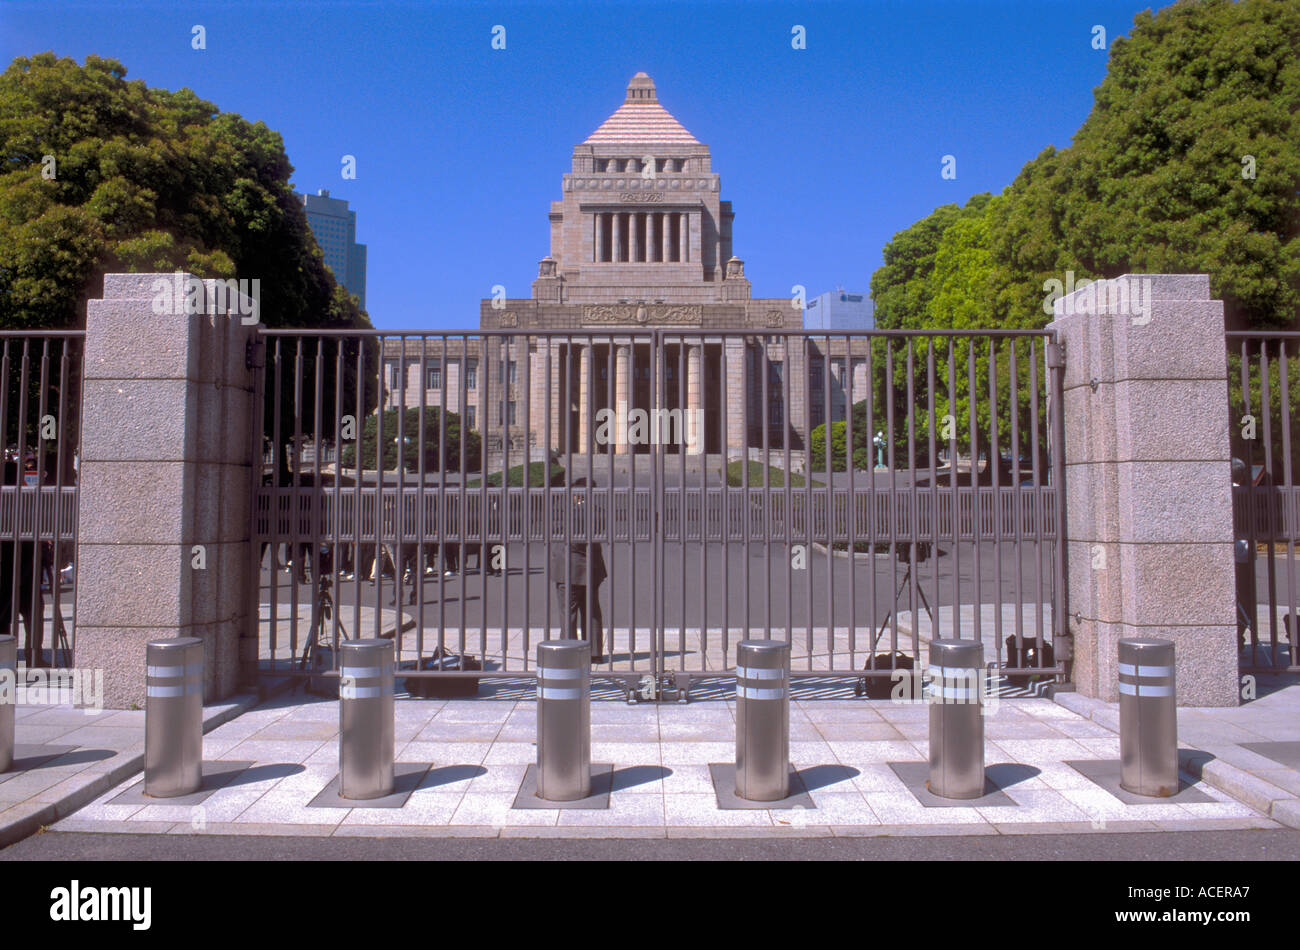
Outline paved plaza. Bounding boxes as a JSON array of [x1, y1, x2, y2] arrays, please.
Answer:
[[12, 682, 1291, 842]]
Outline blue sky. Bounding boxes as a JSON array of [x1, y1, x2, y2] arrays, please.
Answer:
[[1, 0, 1162, 328]]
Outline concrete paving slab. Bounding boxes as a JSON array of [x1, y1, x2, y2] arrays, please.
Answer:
[[512, 763, 614, 809]]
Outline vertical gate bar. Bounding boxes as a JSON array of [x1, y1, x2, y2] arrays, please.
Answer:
[[292, 338, 306, 661], [742, 336, 752, 649], [864, 338, 876, 654], [927, 339, 938, 652], [1279, 342, 1295, 666], [586, 333, 595, 668], [0, 341, 11, 643], [525, 334, 534, 668], [651, 330, 662, 677], [501, 335, 511, 669], [949, 340, 960, 640], [563, 334, 572, 653], [968, 337, 980, 644], [544, 335, 553, 648], [1009, 339, 1024, 659], [1238, 339, 1253, 655], [415, 335, 428, 665], [804, 337, 814, 672], [372, 336, 384, 642], [481, 335, 491, 665], [627, 334, 636, 668], [247, 331, 266, 685], [11, 341, 29, 650], [782, 332, 793, 665], [395, 336, 407, 650], [462, 335, 473, 660], [1029, 340, 1044, 650], [679, 334, 686, 672], [700, 335, 709, 672], [331, 339, 344, 653], [885, 339, 898, 656], [437, 336, 448, 660], [54, 338, 72, 661], [270, 339, 283, 666], [1050, 331, 1068, 653], [988, 337, 1003, 670], [837, 340, 847, 660], [722, 332, 731, 668], [29, 340, 49, 666], [906, 339, 919, 662], [351, 339, 363, 650], [1259, 341, 1278, 650], [312, 337, 325, 670], [761, 336, 770, 642], [846, 336, 857, 671]]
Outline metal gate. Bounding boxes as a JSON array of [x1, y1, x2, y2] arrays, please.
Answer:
[[252, 327, 1066, 697], [1227, 330, 1300, 674]]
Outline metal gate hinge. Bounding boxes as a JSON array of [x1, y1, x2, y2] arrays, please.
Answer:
[[246, 339, 265, 370], [1046, 342, 1064, 369]]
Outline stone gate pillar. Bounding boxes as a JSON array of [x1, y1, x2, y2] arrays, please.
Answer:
[[1049, 273, 1238, 706], [75, 273, 259, 708]]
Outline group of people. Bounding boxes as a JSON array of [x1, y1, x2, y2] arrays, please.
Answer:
[[261, 477, 611, 663]]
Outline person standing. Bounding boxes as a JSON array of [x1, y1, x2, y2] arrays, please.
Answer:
[[550, 477, 607, 662]]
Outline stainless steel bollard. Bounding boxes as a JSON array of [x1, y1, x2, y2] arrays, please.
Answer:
[[145, 637, 204, 797], [927, 638, 985, 799], [0, 636, 14, 773], [537, 639, 591, 801], [735, 640, 790, 801], [339, 639, 395, 800], [1119, 637, 1178, 797]]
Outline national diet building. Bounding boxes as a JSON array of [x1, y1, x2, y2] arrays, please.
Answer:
[[385, 73, 868, 466]]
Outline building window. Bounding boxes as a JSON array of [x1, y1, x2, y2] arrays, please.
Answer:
[[811, 403, 824, 426], [466, 405, 476, 430], [466, 360, 477, 389], [769, 401, 784, 427], [768, 361, 784, 388], [497, 401, 517, 426], [426, 363, 441, 390], [498, 360, 517, 385], [389, 364, 402, 390]]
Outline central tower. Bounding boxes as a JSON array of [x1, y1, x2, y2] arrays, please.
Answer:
[[531, 72, 750, 305]]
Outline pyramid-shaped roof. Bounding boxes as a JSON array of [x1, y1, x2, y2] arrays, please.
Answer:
[[583, 73, 701, 146]]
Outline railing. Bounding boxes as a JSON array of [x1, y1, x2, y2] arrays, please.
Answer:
[[1227, 330, 1300, 673], [252, 328, 1067, 689]]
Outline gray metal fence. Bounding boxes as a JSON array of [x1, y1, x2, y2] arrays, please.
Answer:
[[1228, 331, 1300, 674], [252, 328, 1067, 696], [0, 331, 81, 669]]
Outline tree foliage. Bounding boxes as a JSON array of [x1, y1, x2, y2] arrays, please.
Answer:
[[342, 406, 481, 474], [0, 52, 371, 332]]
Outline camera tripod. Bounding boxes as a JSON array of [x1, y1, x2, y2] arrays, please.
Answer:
[[299, 571, 348, 677], [872, 542, 936, 650]]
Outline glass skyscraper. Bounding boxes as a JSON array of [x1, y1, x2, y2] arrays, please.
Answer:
[[300, 189, 367, 310]]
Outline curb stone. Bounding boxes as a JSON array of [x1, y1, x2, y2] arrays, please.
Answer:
[[1050, 692, 1300, 830], [0, 693, 259, 849]]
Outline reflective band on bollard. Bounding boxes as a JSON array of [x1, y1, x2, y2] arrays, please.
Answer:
[[1118, 637, 1178, 797], [0, 636, 14, 773], [339, 639, 395, 800], [735, 640, 790, 801], [536, 639, 591, 801], [927, 639, 985, 800], [145, 637, 203, 798]]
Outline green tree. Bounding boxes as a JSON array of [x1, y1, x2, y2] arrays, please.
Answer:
[[342, 406, 481, 474]]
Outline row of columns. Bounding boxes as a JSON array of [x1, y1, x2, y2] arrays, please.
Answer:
[[593, 212, 688, 264], [571, 343, 704, 455]]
